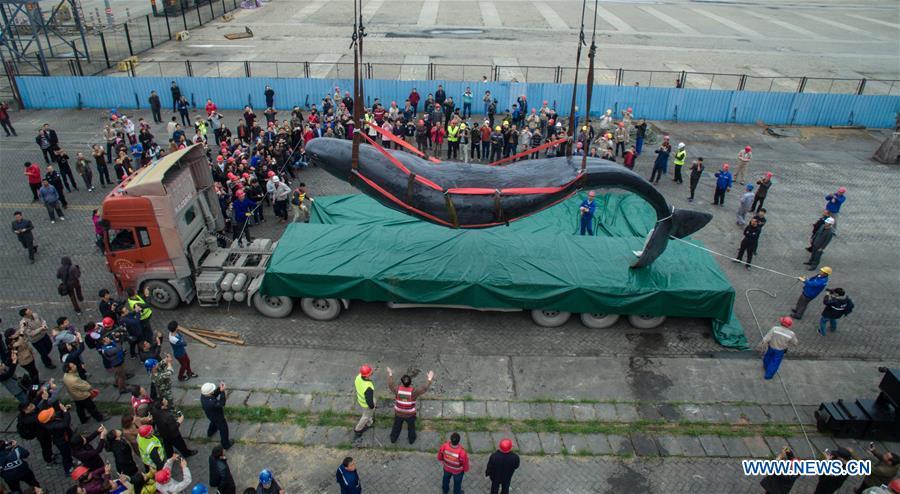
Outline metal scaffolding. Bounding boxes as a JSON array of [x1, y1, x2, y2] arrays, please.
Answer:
[[0, 0, 89, 75]]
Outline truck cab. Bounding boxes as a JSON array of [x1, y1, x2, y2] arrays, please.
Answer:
[[100, 144, 286, 314]]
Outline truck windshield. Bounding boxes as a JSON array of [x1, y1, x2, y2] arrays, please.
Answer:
[[108, 229, 136, 251]]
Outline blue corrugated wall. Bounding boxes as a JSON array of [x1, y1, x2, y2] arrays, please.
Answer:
[[17, 76, 900, 128]]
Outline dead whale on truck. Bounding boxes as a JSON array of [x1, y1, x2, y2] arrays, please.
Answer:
[[305, 137, 712, 268]]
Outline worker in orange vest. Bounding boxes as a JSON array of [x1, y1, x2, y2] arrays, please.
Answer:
[[437, 432, 469, 494], [386, 367, 434, 445]]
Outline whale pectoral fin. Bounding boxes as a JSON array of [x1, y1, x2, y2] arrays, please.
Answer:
[[632, 227, 653, 258], [631, 219, 673, 269]]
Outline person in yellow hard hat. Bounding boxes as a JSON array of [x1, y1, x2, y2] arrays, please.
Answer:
[[459, 124, 470, 164], [354, 364, 375, 439], [490, 126, 503, 162], [790, 267, 831, 319]]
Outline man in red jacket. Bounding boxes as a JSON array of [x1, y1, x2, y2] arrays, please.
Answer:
[[24, 162, 42, 202], [437, 432, 469, 494]]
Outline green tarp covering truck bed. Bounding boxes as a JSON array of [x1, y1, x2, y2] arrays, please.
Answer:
[[260, 193, 748, 349]]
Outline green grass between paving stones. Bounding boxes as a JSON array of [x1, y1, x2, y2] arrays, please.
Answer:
[[0, 399, 800, 439]]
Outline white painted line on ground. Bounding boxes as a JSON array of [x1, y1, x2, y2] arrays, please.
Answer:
[[750, 68, 800, 92], [794, 12, 870, 36], [417, 0, 440, 27], [362, 0, 384, 21], [187, 44, 256, 48], [743, 10, 827, 40], [479, 1, 503, 28], [494, 57, 525, 82], [691, 8, 763, 38], [638, 6, 699, 35], [844, 13, 900, 29], [399, 55, 429, 80], [309, 54, 342, 79], [595, 6, 634, 33], [291, 0, 326, 21], [665, 63, 722, 89], [532, 1, 568, 30]]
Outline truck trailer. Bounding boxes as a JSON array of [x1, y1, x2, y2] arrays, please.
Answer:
[[100, 145, 747, 349]]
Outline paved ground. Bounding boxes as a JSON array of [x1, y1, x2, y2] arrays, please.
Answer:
[[0, 107, 898, 492], [105, 0, 900, 87]]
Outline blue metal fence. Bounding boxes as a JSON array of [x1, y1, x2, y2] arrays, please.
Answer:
[[17, 76, 900, 128]]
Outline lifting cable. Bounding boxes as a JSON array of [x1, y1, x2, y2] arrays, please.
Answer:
[[566, 0, 588, 158], [671, 234, 816, 457], [580, 0, 600, 174]]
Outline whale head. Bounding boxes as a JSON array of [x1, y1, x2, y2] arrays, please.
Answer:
[[306, 138, 353, 181]]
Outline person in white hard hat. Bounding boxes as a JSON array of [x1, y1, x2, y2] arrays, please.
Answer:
[[200, 382, 231, 449]]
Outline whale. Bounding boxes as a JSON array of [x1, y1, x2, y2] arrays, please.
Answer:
[[305, 137, 712, 268]]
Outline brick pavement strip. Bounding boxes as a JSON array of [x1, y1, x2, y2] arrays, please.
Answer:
[[538, 432, 562, 454], [465, 431, 495, 454], [699, 435, 728, 457], [463, 400, 487, 418], [442, 400, 464, 418], [486, 400, 509, 419], [630, 433, 660, 457], [515, 432, 542, 454], [594, 403, 617, 421]]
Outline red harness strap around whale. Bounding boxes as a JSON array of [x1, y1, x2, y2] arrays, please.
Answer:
[[353, 125, 582, 227]]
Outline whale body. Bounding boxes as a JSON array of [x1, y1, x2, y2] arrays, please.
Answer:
[[305, 138, 712, 268]]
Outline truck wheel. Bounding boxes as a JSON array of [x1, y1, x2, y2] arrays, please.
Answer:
[[252, 293, 294, 318], [530, 309, 571, 328], [143, 280, 180, 310], [627, 314, 667, 329], [300, 297, 342, 321], [579, 313, 620, 329]]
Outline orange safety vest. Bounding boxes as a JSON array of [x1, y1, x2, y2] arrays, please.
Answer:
[[441, 444, 465, 473], [394, 385, 416, 415]]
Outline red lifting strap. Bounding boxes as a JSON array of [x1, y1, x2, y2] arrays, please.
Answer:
[[359, 132, 443, 191], [351, 169, 454, 227], [446, 173, 583, 197], [487, 138, 568, 167], [368, 123, 433, 160]]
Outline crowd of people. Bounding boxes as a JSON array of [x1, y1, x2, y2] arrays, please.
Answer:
[[4, 80, 888, 493]]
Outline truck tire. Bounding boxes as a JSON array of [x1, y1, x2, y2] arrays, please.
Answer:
[[579, 313, 620, 329], [627, 314, 667, 329], [530, 309, 571, 327], [252, 292, 294, 318], [143, 280, 180, 310], [300, 297, 342, 321]]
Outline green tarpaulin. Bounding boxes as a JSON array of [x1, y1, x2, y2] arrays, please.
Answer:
[[263, 193, 748, 349]]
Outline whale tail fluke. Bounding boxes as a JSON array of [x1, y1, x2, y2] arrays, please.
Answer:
[[630, 208, 713, 268], [670, 209, 713, 238]]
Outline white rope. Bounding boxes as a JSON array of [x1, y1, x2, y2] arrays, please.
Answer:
[[669, 236, 800, 280], [746, 289, 817, 459]]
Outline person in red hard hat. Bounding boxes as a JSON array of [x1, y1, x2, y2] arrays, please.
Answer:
[[756, 317, 798, 379], [736, 145, 752, 185], [353, 364, 376, 439], [486, 438, 520, 494]]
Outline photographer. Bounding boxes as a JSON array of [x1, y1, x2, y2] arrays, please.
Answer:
[[100, 334, 128, 394], [1, 345, 26, 404], [857, 444, 899, 493], [98, 288, 121, 320], [5, 327, 39, 385], [819, 288, 854, 336], [760, 446, 800, 494], [119, 306, 146, 358]]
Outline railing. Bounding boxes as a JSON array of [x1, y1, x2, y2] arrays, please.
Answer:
[[2, 0, 897, 99], [65, 59, 899, 96]]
